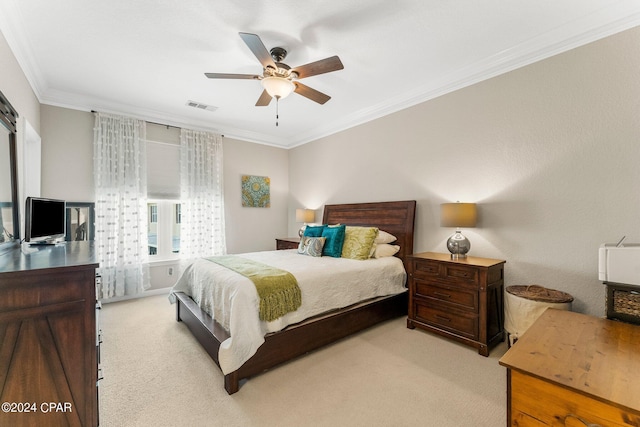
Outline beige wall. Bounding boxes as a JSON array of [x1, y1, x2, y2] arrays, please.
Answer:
[[40, 106, 94, 201], [289, 26, 640, 317], [0, 31, 39, 134], [223, 138, 289, 254]]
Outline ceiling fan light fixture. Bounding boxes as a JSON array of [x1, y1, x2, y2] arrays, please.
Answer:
[[261, 76, 295, 99]]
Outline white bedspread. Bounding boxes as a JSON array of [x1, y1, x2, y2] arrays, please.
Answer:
[[169, 250, 407, 374]]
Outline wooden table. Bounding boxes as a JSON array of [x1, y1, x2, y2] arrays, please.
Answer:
[[499, 309, 640, 426]]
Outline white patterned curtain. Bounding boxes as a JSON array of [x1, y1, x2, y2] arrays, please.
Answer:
[[180, 129, 226, 260], [94, 112, 150, 298]]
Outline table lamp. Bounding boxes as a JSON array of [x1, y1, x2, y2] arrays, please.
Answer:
[[441, 202, 477, 259], [296, 208, 315, 237]]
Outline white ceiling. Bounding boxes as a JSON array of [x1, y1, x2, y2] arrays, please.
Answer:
[[1, 1, 639, 148]]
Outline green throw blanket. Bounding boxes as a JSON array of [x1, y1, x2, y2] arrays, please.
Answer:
[[205, 255, 301, 322]]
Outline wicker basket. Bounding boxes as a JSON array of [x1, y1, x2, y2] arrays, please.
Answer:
[[505, 285, 573, 346], [507, 285, 574, 304], [606, 282, 640, 325]]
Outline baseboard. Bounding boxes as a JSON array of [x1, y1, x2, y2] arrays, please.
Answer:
[[101, 287, 171, 304]]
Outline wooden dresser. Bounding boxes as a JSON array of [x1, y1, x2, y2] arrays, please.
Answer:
[[0, 242, 99, 427], [499, 309, 640, 426], [275, 237, 300, 250], [407, 252, 505, 356]]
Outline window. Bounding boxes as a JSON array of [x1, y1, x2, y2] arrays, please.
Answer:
[[149, 204, 158, 223], [147, 200, 180, 258], [146, 133, 180, 260]]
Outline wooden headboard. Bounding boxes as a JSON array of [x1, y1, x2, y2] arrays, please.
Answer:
[[322, 200, 416, 268]]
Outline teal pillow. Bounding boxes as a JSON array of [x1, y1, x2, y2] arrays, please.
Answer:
[[321, 224, 346, 257], [303, 225, 326, 237]]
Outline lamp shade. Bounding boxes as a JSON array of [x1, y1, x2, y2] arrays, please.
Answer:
[[296, 208, 315, 223], [262, 76, 295, 99], [440, 203, 477, 228]]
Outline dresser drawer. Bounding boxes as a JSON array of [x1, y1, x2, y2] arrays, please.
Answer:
[[413, 302, 477, 339], [441, 264, 478, 285], [411, 259, 441, 279], [510, 370, 640, 426], [414, 280, 478, 312], [412, 259, 479, 288]]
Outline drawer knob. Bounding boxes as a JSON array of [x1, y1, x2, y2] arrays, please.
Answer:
[[435, 314, 451, 323], [434, 291, 451, 299]]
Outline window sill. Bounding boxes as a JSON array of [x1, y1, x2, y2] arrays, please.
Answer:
[[148, 258, 181, 267]]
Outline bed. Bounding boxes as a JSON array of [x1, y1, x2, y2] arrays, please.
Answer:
[[172, 200, 416, 394]]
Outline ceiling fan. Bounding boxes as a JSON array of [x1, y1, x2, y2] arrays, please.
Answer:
[[205, 32, 344, 107]]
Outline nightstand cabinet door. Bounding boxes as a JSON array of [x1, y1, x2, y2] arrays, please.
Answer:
[[407, 252, 505, 356]]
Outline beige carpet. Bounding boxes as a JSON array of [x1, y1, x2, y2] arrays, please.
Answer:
[[99, 294, 507, 426]]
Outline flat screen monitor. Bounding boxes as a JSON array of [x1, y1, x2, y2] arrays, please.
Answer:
[[25, 197, 66, 244]]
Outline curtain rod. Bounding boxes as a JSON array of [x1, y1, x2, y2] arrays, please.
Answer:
[[90, 110, 224, 136]]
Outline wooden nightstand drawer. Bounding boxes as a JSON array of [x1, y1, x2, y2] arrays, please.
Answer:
[[442, 264, 478, 285], [414, 280, 478, 312], [411, 259, 441, 279], [412, 259, 479, 287], [413, 302, 477, 339]]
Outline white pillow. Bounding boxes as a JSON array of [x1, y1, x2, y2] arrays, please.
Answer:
[[374, 230, 397, 244], [373, 244, 400, 258], [298, 236, 326, 257]]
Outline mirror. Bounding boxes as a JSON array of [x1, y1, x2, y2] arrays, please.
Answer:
[[0, 90, 19, 254], [65, 202, 95, 241]]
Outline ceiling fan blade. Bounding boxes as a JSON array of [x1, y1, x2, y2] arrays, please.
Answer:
[[205, 72, 260, 80], [292, 56, 344, 79], [239, 32, 277, 70], [294, 82, 331, 105], [255, 90, 272, 106]]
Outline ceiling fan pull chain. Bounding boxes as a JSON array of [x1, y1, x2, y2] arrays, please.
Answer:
[[276, 96, 280, 127]]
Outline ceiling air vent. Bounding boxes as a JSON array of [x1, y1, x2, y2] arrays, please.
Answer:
[[186, 100, 217, 112]]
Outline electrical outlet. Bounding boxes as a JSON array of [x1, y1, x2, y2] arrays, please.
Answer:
[[168, 267, 174, 276]]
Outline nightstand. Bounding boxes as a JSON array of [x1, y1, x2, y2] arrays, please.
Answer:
[[407, 252, 505, 356], [275, 237, 300, 250]]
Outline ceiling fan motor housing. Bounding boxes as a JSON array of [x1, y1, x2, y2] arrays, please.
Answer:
[[270, 47, 287, 62]]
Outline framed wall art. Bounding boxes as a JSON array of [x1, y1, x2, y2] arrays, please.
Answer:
[[241, 175, 270, 208]]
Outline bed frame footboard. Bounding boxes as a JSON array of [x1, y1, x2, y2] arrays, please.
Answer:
[[175, 290, 407, 394]]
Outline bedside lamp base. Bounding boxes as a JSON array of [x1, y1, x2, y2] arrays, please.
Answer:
[[447, 230, 470, 259]]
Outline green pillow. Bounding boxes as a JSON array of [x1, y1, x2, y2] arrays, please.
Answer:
[[321, 224, 346, 257], [303, 225, 326, 237], [341, 226, 379, 260]]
